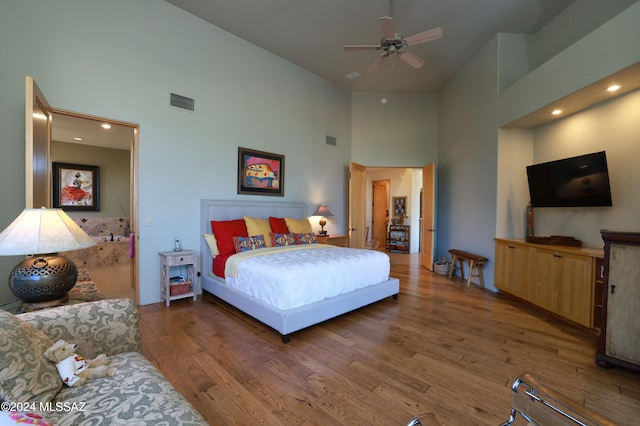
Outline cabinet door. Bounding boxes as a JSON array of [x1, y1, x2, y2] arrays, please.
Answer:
[[557, 252, 594, 327], [533, 248, 562, 312], [495, 242, 530, 300], [605, 244, 640, 364]]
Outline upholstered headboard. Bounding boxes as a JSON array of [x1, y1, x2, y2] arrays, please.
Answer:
[[199, 199, 307, 277]]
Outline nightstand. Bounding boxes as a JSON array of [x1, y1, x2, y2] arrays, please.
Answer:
[[316, 234, 349, 247], [159, 250, 197, 306]]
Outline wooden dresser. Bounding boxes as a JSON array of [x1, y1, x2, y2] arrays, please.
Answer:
[[316, 234, 349, 247], [494, 238, 604, 329]]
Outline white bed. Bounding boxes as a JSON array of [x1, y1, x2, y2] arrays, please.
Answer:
[[200, 199, 400, 343]]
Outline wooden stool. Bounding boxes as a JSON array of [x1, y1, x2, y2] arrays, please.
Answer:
[[448, 249, 488, 288]]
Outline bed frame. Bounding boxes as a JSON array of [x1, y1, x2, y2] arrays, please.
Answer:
[[200, 199, 400, 343]]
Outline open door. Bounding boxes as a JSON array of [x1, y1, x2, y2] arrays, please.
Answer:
[[349, 162, 367, 248], [421, 163, 436, 270], [25, 76, 52, 208], [372, 180, 389, 245]]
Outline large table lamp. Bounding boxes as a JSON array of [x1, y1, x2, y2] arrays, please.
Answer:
[[312, 204, 334, 236], [0, 208, 96, 311]]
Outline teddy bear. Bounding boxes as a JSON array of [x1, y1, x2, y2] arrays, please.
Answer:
[[43, 339, 114, 387]]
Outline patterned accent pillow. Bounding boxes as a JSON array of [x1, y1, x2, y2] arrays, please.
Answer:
[[295, 233, 318, 245], [0, 411, 53, 425], [232, 235, 266, 253], [270, 232, 297, 247], [0, 310, 62, 403]]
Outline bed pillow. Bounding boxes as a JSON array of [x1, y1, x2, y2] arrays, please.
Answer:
[[269, 217, 289, 234], [284, 217, 313, 234], [244, 216, 273, 247], [211, 219, 248, 257], [232, 235, 266, 253], [271, 232, 297, 247], [0, 311, 62, 404], [203, 233, 220, 257], [0, 411, 52, 426], [295, 233, 318, 245]]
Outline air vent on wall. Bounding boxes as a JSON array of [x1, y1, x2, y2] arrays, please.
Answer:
[[169, 93, 195, 112], [326, 135, 337, 146]]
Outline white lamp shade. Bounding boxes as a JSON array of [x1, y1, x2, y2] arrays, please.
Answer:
[[0, 208, 96, 255]]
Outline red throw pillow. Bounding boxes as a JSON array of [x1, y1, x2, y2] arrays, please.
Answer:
[[269, 217, 289, 234], [211, 219, 248, 257]]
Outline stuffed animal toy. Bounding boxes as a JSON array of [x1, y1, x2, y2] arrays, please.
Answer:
[[43, 340, 114, 387]]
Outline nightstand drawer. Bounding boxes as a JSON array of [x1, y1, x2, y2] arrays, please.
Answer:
[[168, 253, 196, 266]]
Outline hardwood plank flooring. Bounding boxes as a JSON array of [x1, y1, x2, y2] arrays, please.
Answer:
[[139, 254, 640, 425]]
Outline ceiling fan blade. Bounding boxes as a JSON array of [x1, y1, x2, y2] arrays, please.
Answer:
[[344, 45, 381, 51], [379, 16, 396, 40], [399, 50, 425, 69], [367, 55, 387, 74], [404, 27, 444, 46]]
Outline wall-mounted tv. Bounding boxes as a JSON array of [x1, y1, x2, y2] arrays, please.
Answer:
[[526, 151, 612, 208]]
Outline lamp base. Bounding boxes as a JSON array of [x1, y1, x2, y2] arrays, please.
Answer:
[[8, 254, 78, 311], [20, 295, 70, 313]]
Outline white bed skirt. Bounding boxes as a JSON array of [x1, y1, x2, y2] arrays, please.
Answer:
[[202, 273, 399, 342]]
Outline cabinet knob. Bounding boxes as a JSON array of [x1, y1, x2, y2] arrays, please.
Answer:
[[611, 284, 616, 294]]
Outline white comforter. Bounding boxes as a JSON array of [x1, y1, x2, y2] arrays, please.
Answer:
[[224, 244, 391, 309]]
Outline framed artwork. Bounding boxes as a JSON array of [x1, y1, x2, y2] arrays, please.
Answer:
[[237, 147, 285, 196], [392, 196, 407, 217], [52, 162, 100, 211]]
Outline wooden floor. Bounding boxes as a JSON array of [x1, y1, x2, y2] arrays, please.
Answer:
[[90, 263, 135, 300], [138, 254, 640, 425]]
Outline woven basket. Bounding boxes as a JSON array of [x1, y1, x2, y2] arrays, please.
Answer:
[[434, 263, 450, 275], [169, 282, 191, 296]]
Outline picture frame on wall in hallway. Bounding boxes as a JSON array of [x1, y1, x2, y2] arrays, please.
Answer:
[[53, 162, 100, 211], [237, 147, 285, 196]]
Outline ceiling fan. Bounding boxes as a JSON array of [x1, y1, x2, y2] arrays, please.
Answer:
[[343, 0, 443, 74]]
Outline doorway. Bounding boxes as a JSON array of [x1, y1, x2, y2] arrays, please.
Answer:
[[371, 180, 389, 248], [25, 77, 140, 302]]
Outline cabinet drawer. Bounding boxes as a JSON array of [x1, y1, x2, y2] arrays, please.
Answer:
[[168, 254, 195, 266]]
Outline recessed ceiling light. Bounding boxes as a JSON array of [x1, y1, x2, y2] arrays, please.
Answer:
[[345, 72, 362, 80], [73, 137, 83, 141], [606, 84, 621, 92], [551, 109, 562, 116], [101, 123, 111, 129]]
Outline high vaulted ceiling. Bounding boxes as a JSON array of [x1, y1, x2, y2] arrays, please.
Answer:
[[164, 0, 574, 92]]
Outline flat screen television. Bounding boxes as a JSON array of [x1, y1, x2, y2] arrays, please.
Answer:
[[526, 151, 612, 207]]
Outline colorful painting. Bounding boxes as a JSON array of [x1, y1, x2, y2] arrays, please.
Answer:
[[53, 162, 100, 211], [237, 147, 285, 196]]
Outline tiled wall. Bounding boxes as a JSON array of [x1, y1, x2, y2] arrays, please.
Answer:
[[73, 217, 130, 237], [66, 217, 132, 268]]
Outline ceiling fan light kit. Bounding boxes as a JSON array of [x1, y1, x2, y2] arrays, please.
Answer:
[[344, 0, 443, 74]]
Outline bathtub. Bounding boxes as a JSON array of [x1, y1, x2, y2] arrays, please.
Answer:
[[65, 235, 132, 268]]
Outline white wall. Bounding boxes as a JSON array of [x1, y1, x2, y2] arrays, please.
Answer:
[[438, 37, 500, 290], [495, 129, 534, 239], [351, 92, 438, 167], [499, 2, 640, 126], [530, 89, 640, 246], [0, 0, 351, 305]]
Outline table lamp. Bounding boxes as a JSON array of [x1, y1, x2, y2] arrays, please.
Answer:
[[0, 208, 96, 311], [312, 204, 334, 236]]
